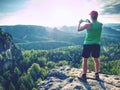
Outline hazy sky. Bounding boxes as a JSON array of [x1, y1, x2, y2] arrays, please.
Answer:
[[0, 0, 120, 27]]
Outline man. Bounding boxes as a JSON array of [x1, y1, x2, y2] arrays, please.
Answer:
[[78, 10, 103, 82]]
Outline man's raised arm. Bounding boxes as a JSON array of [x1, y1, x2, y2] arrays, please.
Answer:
[[78, 19, 91, 32]]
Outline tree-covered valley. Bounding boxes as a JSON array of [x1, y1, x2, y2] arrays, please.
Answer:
[[1, 24, 120, 50], [0, 24, 120, 90]]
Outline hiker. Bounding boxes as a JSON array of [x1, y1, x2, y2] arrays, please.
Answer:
[[78, 10, 103, 82]]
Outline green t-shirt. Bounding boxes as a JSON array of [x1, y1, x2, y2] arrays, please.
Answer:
[[84, 21, 102, 44]]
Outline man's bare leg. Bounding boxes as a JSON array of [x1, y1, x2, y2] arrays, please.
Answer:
[[81, 58, 88, 82], [82, 58, 88, 74], [94, 58, 100, 80], [94, 58, 100, 73]]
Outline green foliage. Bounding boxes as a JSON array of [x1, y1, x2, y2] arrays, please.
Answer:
[[19, 83, 28, 90], [47, 61, 56, 69], [27, 63, 41, 81], [18, 73, 34, 90], [0, 76, 6, 86], [0, 54, 3, 60], [9, 82, 15, 90], [36, 78, 42, 85], [14, 67, 21, 75], [0, 42, 120, 90], [100, 60, 120, 75], [0, 86, 4, 90], [37, 57, 47, 67], [57, 60, 68, 66], [3, 71, 12, 81], [32, 88, 37, 90], [88, 58, 94, 72]]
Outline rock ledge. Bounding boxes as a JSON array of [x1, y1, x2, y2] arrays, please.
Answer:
[[38, 66, 120, 90]]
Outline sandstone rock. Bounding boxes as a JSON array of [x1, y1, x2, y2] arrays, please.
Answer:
[[38, 66, 120, 90], [0, 28, 22, 60], [0, 28, 22, 71], [48, 69, 68, 79]]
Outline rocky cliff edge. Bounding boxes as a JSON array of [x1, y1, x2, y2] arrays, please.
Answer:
[[37, 66, 120, 90]]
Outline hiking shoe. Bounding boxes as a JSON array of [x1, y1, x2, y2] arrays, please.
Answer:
[[95, 73, 100, 80], [81, 74, 87, 82]]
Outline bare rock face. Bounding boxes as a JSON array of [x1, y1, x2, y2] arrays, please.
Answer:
[[37, 66, 120, 90], [0, 28, 22, 60], [0, 28, 22, 72]]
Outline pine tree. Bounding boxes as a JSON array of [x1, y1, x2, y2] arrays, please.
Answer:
[[9, 82, 15, 90], [19, 83, 28, 90]]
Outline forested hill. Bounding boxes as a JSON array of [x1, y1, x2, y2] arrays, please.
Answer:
[[1, 25, 80, 50], [0, 24, 120, 50]]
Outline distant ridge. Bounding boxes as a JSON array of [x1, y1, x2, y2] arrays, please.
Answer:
[[0, 24, 120, 50]]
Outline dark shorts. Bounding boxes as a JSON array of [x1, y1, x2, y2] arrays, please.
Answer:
[[82, 44, 100, 58]]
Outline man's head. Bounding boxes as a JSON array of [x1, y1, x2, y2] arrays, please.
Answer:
[[89, 10, 98, 21]]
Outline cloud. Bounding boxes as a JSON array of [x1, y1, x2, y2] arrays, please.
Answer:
[[100, 0, 120, 15], [0, 0, 119, 26], [0, 0, 28, 13]]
